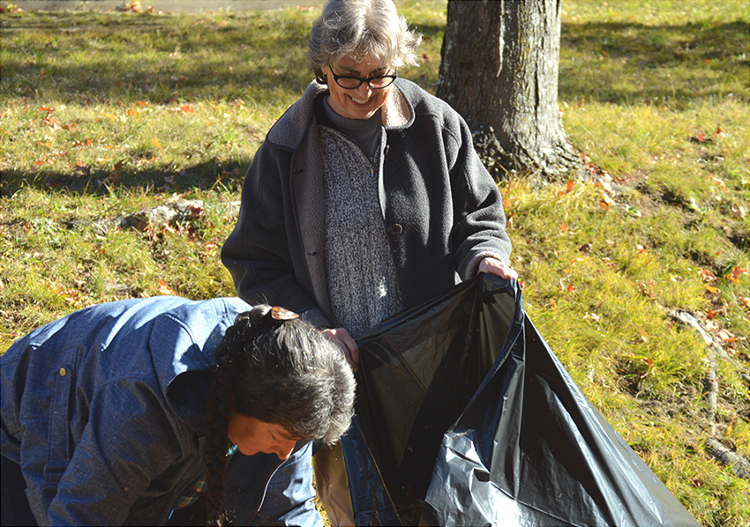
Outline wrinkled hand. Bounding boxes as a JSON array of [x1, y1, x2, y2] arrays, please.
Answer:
[[478, 256, 518, 280], [322, 327, 359, 372]]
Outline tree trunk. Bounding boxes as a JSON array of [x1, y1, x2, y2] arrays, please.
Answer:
[[436, 0, 581, 181]]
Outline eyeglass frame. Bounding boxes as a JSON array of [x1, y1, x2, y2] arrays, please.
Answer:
[[328, 65, 398, 90]]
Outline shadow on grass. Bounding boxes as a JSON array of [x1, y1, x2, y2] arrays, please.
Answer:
[[1, 159, 249, 197], [0, 11, 314, 105], [2, 15, 747, 195], [3, 14, 746, 106], [559, 19, 749, 104]]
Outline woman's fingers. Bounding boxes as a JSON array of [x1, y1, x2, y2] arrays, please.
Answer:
[[322, 327, 359, 372], [478, 256, 518, 280]]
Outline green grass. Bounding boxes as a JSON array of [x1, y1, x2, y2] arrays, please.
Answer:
[[1, 0, 749, 525]]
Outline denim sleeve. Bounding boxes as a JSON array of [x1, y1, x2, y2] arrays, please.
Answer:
[[42, 378, 186, 526]]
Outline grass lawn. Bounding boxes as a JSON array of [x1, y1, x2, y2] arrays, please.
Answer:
[[1, 0, 748, 524]]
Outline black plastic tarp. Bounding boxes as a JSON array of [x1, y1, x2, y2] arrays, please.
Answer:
[[338, 275, 699, 526]]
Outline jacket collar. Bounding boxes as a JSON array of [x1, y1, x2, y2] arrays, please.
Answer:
[[267, 79, 413, 150]]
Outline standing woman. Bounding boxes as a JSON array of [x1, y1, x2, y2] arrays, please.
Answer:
[[221, 0, 516, 522], [0, 297, 355, 526], [222, 0, 515, 369]]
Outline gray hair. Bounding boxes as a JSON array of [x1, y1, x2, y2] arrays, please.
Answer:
[[226, 306, 355, 445], [204, 305, 356, 524], [307, 0, 422, 82]]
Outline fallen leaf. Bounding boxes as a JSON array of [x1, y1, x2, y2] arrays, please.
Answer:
[[717, 329, 737, 343], [188, 204, 204, 219], [152, 137, 163, 149], [136, 156, 157, 167], [560, 222, 568, 233], [705, 285, 721, 294], [159, 280, 173, 295], [567, 180, 575, 193], [699, 269, 718, 282], [728, 266, 746, 283]]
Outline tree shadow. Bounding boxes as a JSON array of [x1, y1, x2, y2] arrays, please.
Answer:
[[558, 19, 749, 104], [1, 159, 249, 197], [2, 14, 747, 195], [1, 11, 313, 106]]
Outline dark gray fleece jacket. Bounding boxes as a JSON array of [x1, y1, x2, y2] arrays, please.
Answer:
[[221, 78, 512, 329]]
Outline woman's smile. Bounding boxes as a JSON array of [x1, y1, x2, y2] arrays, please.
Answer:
[[325, 54, 393, 120]]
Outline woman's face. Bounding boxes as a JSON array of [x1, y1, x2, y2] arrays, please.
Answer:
[[227, 411, 300, 460], [324, 54, 394, 120]]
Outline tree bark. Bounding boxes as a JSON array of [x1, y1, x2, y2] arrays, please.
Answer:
[[437, 0, 581, 181]]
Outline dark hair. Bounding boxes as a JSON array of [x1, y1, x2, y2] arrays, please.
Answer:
[[202, 305, 355, 525]]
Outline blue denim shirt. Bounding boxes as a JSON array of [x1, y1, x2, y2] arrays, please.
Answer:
[[0, 296, 293, 526]]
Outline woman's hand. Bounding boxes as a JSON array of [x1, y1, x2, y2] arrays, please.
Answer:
[[322, 328, 359, 372], [478, 256, 518, 280]]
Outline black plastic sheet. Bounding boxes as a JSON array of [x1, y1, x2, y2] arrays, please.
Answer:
[[341, 275, 699, 526]]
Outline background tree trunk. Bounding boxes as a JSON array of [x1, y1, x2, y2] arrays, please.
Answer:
[[436, 0, 581, 181]]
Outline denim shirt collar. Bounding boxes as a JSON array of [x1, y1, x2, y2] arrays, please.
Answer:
[[149, 297, 251, 433]]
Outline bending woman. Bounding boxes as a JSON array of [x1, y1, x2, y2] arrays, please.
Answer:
[[0, 297, 355, 526]]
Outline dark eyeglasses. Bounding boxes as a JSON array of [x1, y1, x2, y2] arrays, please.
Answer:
[[329, 66, 398, 90]]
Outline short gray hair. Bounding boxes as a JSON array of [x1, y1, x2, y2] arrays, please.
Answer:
[[307, 0, 422, 82], [203, 305, 356, 524], [220, 306, 356, 445]]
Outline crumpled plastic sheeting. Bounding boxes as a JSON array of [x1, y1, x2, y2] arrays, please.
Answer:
[[343, 275, 700, 527]]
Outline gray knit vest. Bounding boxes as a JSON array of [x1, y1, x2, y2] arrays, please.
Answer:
[[320, 127, 403, 338]]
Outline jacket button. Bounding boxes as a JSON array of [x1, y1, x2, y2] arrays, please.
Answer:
[[58, 367, 67, 377], [390, 224, 403, 235]]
